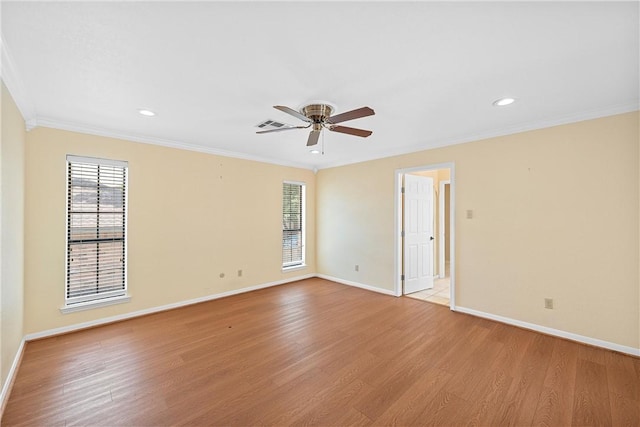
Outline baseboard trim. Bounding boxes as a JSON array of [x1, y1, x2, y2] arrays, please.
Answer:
[[0, 338, 26, 418], [14, 276, 639, 378], [25, 274, 315, 341], [454, 305, 640, 357], [316, 274, 396, 296]]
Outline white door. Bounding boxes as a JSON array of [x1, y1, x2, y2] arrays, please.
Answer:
[[403, 174, 434, 294]]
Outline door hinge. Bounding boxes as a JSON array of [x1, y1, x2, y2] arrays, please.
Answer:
[[401, 187, 405, 194], [401, 275, 405, 281], [401, 230, 405, 237]]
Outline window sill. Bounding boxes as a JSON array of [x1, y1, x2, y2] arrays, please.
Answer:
[[60, 294, 131, 314], [282, 264, 307, 273]]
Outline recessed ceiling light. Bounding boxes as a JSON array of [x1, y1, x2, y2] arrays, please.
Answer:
[[310, 149, 320, 154], [492, 97, 516, 107], [138, 109, 156, 116]]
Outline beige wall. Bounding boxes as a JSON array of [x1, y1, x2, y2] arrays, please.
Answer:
[[11, 109, 640, 352], [24, 128, 316, 334], [318, 112, 639, 349], [1, 82, 26, 390]]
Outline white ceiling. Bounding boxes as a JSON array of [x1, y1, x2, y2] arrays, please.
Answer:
[[2, 1, 638, 170]]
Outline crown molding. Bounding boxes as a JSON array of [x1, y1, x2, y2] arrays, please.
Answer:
[[32, 116, 314, 170], [32, 101, 639, 173], [315, 102, 640, 170], [1, 33, 36, 124]]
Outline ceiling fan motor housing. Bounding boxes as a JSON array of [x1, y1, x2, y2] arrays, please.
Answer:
[[301, 104, 334, 124]]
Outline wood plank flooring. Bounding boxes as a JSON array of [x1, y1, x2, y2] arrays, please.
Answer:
[[3, 278, 639, 426]]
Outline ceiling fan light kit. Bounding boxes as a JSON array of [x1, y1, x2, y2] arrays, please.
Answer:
[[257, 102, 375, 149]]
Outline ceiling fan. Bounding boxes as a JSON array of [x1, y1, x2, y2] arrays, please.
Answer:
[[256, 103, 375, 147]]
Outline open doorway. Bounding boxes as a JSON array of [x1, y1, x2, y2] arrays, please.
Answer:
[[394, 163, 455, 309]]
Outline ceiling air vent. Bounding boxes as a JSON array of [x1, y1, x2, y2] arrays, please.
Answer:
[[255, 119, 292, 130]]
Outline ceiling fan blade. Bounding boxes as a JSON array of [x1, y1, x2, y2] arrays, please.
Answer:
[[256, 125, 308, 134], [329, 125, 373, 138], [274, 105, 312, 123], [306, 130, 321, 146], [326, 106, 375, 124]]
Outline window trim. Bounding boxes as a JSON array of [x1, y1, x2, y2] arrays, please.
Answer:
[[282, 180, 306, 270], [60, 294, 131, 314], [62, 155, 130, 312]]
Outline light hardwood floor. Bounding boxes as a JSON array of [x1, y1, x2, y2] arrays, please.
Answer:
[[3, 278, 639, 426]]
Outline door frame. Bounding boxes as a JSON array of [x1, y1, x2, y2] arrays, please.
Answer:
[[394, 162, 456, 310], [439, 180, 450, 279]]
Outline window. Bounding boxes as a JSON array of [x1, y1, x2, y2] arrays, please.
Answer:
[[64, 155, 129, 310], [282, 181, 305, 269]]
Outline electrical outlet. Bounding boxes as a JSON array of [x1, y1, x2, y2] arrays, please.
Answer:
[[355, 265, 359, 272], [466, 209, 473, 219], [238, 269, 242, 277], [544, 298, 554, 309]]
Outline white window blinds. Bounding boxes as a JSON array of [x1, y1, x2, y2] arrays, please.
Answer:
[[66, 155, 128, 304], [282, 182, 305, 267]]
